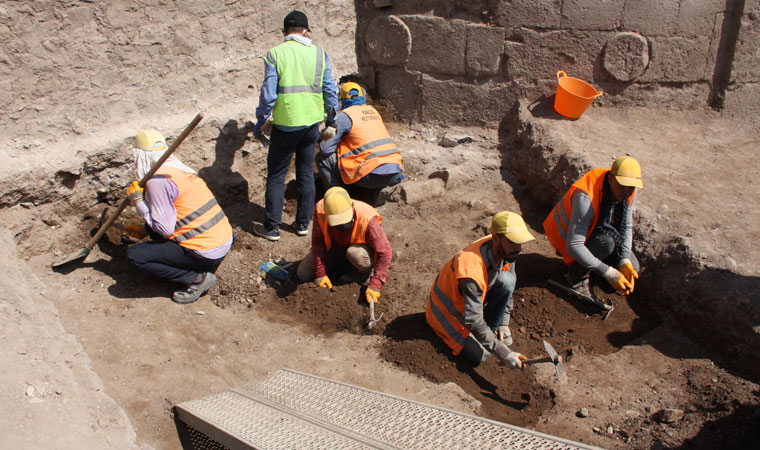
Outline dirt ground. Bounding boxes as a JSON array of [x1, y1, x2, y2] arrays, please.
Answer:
[[2, 115, 757, 449]]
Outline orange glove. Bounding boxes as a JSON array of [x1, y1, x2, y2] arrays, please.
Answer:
[[603, 266, 633, 295], [124, 223, 147, 239], [126, 181, 144, 206], [315, 276, 333, 289], [365, 287, 381, 303], [618, 259, 639, 293]]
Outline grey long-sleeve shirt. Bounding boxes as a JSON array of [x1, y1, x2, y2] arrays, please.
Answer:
[[566, 190, 636, 275], [459, 240, 513, 361]]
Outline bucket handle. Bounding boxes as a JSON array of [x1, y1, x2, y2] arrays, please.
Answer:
[[557, 70, 566, 80], [593, 91, 604, 98]]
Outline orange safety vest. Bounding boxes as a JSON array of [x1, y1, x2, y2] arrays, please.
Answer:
[[426, 236, 511, 355], [543, 169, 636, 265], [314, 199, 382, 250], [155, 167, 232, 252], [337, 105, 403, 185]]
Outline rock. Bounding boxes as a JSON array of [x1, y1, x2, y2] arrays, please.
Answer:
[[577, 407, 590, 418], [660, 408, 684, 423], [606, 424, 614, 434], [439, 136, 459, 148], [25, 386, 36, 397], [400, 179, 445, 205], [602, 32, 649, 81], [196, 310, 206, 315]]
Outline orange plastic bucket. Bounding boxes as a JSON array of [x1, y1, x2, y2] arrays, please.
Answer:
[[553, 71, 603, 119]]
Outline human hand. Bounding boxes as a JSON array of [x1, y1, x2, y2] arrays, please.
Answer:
[[496, 325, 512, 346], [618, 259, 638, 293], [124, 223, 147, 239], [253, 116, 268, 137], [603, 266, 633, 295], [365, 287, 380, 303], [315, 276, 333, 289], [126, 181, 144, 206], [319, 126, 336, 141]]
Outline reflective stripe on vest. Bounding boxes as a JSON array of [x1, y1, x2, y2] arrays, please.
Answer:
[[268, 41, 326, 127], [155, 167, 233, 251], [426, 236, 511, 355], [542, 169, 636, 265], [314, 199, 382, 250], [337, 105, 402, 185]]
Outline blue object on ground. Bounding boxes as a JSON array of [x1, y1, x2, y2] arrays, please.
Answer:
[[260, 261, 289, 281]]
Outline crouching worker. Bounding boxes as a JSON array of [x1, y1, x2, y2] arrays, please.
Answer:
[[426, 212, 534, 368], [543, 156, 642, 297], [296, 187, 392, 304], [126, 130, 233, 304], [316, 82, 404, 206]]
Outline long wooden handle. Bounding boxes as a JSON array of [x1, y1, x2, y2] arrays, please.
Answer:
[[523, 356, 553, 365], [82, 112, 204, 251]]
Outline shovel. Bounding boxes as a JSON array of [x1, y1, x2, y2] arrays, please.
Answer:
[[522, 340, 566, 381], [52, 112, 204, 268]]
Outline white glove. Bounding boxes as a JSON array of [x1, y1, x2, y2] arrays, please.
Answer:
[[500, 351, 525, 369], [496, 325, 513, 346], [320, 126, 336, 141], [602, 266, 633, 294]]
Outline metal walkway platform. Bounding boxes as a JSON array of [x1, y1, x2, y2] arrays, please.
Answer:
[[174, 369, 600, 450]]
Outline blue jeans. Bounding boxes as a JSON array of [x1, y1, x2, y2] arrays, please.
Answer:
[[264, 124, 320, 230], [316, 151, 404, 189], [127, 238, 225, 285]]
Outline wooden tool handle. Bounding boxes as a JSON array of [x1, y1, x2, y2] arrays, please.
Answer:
[[522, 356, 553, 365]]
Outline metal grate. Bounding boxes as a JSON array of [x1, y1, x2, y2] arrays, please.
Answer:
[[175, 369, 600, 450]]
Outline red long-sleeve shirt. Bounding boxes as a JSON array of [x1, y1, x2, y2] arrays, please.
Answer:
[[310, 216, 392, 290]]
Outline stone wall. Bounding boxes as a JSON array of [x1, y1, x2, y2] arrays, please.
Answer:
[[355, 0, 755, 123]]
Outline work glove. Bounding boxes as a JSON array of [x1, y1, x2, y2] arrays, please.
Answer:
[[496, 325, 513, 346], [315, 276, 333, 289], [126, 181, 144, 206], [124, 223, 147, 239], [365, 287, 381, 303], [618, 259, 639, 293], [602, 266, 633, 295], [500, 351, 526, 369], [319, 125, 336, 141]]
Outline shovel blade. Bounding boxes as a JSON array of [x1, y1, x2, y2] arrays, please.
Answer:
[[51, 247, 91, 268]]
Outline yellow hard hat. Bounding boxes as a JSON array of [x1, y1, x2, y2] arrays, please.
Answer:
[[135, 130, 167, 151], [340, 82, 363, 99], [324, 187, 354, 226], [490, 211, 535, 244], [610, 156, 643, 188]]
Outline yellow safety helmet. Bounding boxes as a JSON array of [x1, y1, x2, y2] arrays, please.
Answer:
[[610, 156, 643, 188], [135, 130, 167, 151], [323, 187, 354, 226], [490, 211, 535, 244], [340, 82, 363, 99]]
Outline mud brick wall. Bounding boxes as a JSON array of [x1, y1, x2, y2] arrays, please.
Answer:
[[355, 0, 756, 123]]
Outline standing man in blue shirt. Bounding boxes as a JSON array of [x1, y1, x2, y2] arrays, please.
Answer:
[[252, 10, 339, 241]]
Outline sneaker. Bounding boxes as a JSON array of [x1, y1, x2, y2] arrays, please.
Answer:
[[565, 273, 592, 298], [172, 272, 216, 304], [254, 224, 280, 241], [370, 187, 391, 207], [293, 222, 308, 236]]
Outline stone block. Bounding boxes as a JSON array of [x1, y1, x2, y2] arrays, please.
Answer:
[[489, 0, 562, 28], [466, 24, 505, 78], [731, 12, 760, 83], [365, 15, 411, 66], [561, 0, 625, 30], [378, 68, 421, 121], [401, 15, 466, 76], [401, 178, 445, 205], [504, 29, 611, 84], [723, 83, 760, 117], [622, 0, 678, 36], [639, 37, 711, 82], [602, 32, 649, 81], [675, 0, 724, 36], [420, 76, 514, 124]]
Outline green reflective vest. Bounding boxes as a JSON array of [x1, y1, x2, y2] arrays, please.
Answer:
[[266, 40, 326, 127]]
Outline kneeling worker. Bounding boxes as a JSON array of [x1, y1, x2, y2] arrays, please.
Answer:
[[296, 187, 392, 304], [426, 212, 534, 368], [316, 82, 404, 206], [126, 130, 233, 304], [543, 156, 643, 297]]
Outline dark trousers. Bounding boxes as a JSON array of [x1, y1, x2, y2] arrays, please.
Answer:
[[568, 229, 640, 281], [265, 124, 320, 230], [127, 238, 225, 286]]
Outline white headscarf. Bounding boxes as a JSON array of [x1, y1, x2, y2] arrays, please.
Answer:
[[132, 145, 196, 180]]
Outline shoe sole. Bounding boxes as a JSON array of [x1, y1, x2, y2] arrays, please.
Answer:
[[295, 230, 308, 236]]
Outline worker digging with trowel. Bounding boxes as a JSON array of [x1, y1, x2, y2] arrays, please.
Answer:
[[543, 156, 643, 299], [125, 130, 233, 304], [426, 211, 534, 368], [296, 187, 392, 307]]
